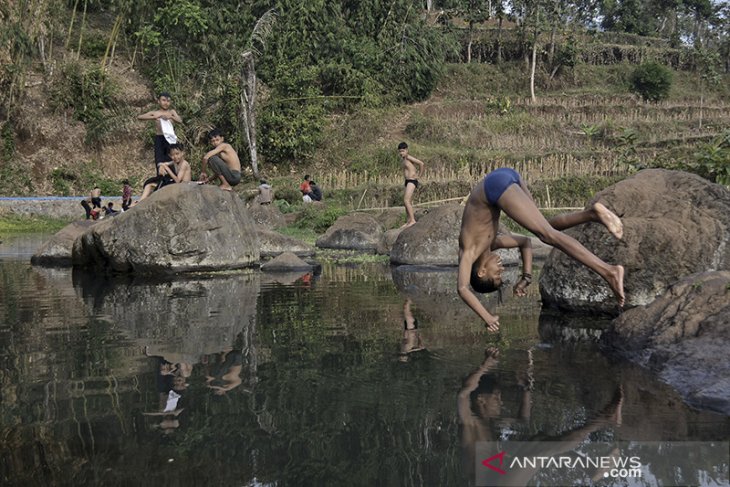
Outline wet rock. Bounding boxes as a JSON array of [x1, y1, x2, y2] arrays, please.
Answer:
[[31, 220, 98, 266], [315, 213, 383, 252], [602, 271, 730, 414], [256, 227, 314, 257], [73, 184, 259, 274], [540, 169, 730, 314], [376, 228, 404, 255], [261, 251, 316, 272]]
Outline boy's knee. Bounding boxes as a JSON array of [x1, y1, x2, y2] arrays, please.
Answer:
[[536, 227, 559, 246]]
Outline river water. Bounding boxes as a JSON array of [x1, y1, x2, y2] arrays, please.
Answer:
[[0, 234, 727, 486]]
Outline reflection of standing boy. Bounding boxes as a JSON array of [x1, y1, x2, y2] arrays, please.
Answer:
[[137, 92, 182, 169], [397, 142, 425, 228]]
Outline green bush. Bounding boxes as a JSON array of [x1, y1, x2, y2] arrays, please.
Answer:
[[293, 204, 348, 234], [630, 62, 673, 102]]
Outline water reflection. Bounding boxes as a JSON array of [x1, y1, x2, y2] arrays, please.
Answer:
[[0, 258, 728, 486], [398, 297, 425, 362]]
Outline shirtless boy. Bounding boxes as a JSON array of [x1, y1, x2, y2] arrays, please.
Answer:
[[458, 167, 625, 332], [199, 129, 241, 191], [138, 144, 192, 201], [397, 141, 425, 228], [137, 92, 182, 168]]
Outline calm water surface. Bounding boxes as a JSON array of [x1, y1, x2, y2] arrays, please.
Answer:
[[1, 234, 728, 486]]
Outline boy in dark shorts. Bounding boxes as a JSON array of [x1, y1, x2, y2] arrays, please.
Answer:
[[458, 167, 625, 332], [137, 91, 182, 169], [397, 141, 425, 228], [200, 129, 242, 191]]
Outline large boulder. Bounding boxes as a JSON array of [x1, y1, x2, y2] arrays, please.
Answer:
[[602, 271, 730, 414], [390, 204, 519, 266], [73, 184, 260, 274], [540, 169, 730, 314], [31, 220, 97, 266], [315, 213, 383, 252], [256, 227, 314, 257]]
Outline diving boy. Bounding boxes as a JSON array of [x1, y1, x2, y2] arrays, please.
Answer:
[[458, 167, 625, 332]]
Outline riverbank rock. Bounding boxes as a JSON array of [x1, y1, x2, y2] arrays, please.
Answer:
[[540, 169, 730, 314], [377, 228, 404, 255], [315, 213, 383, 252], [257, 227, 314, 257], [31, 220, 97, 266], [73, 184, 259, 274], [261, 251, 315, 272], [390, 204, 519, 266], [602, 271, 730, 414], [249, 203, 286, 228]]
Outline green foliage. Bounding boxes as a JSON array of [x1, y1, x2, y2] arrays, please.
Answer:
[[691, 131, 730, 186], [76, 33, 108, 58], [0, 215, 72, 234], [1, 123, 15, 161], [292, 204, 348, 234], [630, 62, 673, 102]]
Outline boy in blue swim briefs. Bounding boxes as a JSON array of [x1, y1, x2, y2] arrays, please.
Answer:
[[458, 167, 625, 332]]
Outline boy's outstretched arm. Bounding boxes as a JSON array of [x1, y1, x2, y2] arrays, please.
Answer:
[[457, 247, 500, 332], [492, 233, 533, 296], [137, 110, 159, 121]]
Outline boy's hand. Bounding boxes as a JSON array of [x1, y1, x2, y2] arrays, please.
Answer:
[[513, 278, 530, 297], [198, 173, 208, 183], [484, 314, 500, 332]]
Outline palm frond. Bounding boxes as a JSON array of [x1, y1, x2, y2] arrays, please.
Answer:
[[249, 8, 278, 57]]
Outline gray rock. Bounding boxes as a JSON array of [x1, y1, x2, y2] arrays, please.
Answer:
[[602, 271, 730, 414], [377, 228, 404, 255], [390, 204, 519, 266], [249, 203, 286, 228], [73, 184, 260, 274], [257, 227, 314, 257], [261, 251, 314, 272], [31, 220, 97, 266], [315, 213, 383, 252], [540, 169, 730, 314]]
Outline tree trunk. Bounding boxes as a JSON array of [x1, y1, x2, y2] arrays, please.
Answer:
[[467, 25, 473, 63], [496, 17, 503, 63], [426, 0, 433, 11], [530, 39, 537, 103], [240, 52, 260, 180]]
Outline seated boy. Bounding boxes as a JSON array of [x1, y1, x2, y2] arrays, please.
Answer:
[[138, 144, 192, 202], [199, 129, 241, 191]]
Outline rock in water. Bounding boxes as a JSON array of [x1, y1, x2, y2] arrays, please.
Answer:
[[73, 184, 260, 274]]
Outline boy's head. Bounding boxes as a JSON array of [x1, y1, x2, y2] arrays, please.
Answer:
[[107, 202, 114, 208], [122, 179, 129, 185], [397, 141, 408, 157], [169, 143, 185, 162], [309, 180, 317, 186], [304, 174, 310, 181], [470, 251, 504, 294], [260, 179, 268, 185], [158, 92, 172, 108], [208, 129, 223, 146]]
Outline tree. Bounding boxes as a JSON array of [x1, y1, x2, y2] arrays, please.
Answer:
[[630, 62, 673, 102], [239, 9, 277, 180]]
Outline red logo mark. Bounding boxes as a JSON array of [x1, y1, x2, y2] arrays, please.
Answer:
[[481, 451, 507, 475]]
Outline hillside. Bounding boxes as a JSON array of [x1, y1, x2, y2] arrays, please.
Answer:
[[1, 8, 729, 212]]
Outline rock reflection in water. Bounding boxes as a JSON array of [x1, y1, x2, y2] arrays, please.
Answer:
[[72, 269, 259, 366]]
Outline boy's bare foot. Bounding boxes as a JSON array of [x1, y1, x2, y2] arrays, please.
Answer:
[[593, 202, 623, 239], [607, 265, 625, 307], [220, 185, 233, 192], [400, 221, 416, 229]]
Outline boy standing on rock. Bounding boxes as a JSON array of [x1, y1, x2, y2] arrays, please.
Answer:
[[137, 91, 182, 170], [397, 142, 425, 228]]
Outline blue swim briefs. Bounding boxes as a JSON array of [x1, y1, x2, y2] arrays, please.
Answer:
[[483, 168, 521, 206]]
